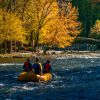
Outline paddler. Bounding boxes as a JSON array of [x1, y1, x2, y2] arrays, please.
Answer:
[[42, 60, 52, 74], [32, 58, 42, 75], [23, 58, 33, 72]]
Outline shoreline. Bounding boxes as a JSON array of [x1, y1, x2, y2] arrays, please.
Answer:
[[0, 51, 100, 58], [0, 51, 100, 63]]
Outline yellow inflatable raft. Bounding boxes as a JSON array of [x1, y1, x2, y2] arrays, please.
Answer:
[[18, 72, 52, 82]]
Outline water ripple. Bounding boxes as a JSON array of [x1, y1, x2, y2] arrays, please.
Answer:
[[0, 57, 100, 100]]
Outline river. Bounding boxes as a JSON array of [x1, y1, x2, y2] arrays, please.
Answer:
[[0, 54, 100, 100]]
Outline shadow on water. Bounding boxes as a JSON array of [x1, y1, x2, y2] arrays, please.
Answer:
[[0, 57, 100, 100]]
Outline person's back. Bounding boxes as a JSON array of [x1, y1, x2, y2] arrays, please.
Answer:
[[33, 58, 42, 75], [23, 58, 32, 72], [43, 60, 52, 74]]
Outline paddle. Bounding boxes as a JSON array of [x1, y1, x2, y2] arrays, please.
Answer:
[[52, 72, 57, 78]]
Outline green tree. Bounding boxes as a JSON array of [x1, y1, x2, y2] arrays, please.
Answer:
[[72, 0, 100, 37]]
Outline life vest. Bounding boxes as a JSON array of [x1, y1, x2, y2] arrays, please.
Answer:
[[44, 63, 51, 73], [33, 63, 42, 74], [24, 62, 32, 72]]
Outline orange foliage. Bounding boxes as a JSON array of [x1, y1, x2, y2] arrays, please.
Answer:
[[40, 2, 81, 48]]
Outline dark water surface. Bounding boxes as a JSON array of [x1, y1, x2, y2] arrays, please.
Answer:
[[0, 56, 100, 100]]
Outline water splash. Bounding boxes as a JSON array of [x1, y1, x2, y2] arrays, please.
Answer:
[[0, 83, 5, 87], [56, 54, 99, 59], [0, 63, 23, 66], [0, 56, 100, 100]]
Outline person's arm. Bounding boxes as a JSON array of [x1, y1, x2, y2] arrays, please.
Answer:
[[32, 64, 35, 68], [32, 64, 35, 72], [23, 63, 25, 71], [29, 62, 33, 72], [39, 63, 42, 75], [30, 63, 33, 68], [42, 63, 45, 73], [49, 66, 53, 74]]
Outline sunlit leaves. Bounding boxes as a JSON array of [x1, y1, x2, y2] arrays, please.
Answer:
[[0, 9, 27, 43], [40, 2, 81, 48], [0, 1, 81, 49], [89, 20, 100, 39]]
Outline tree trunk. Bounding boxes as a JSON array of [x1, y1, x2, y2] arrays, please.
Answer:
[[30, 30, 34, 47], [43, 46, 49, 55], [10, 41, 12, 53], [33, 41, 37, 52], [0, 44, 3, 54], [4, 41, 7, 54], [18, 42, 21, 52], [14, 40, 16, 52], [34, 30, 39, 51]]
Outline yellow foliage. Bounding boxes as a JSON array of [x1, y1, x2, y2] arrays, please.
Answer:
[[40, 2, 81, 48], [89, 20, 100, 39], [0, 1, 81, 48], [0, 9, 27, 43], [91, 20, 100, 34]]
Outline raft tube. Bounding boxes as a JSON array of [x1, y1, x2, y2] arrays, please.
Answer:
[[18, 72, 52, 82]]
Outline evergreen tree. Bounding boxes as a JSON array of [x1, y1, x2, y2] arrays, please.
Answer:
[[72, 0, 100, 37]]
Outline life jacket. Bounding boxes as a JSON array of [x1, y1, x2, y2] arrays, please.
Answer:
[[24, 62, 32, 72], [33, 63, 42, 74], [43, 63, 51, 73]]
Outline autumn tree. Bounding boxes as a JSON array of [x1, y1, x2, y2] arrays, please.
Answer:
[[89, 20, 100, 39], [40, 2, 81, 51], [0, 0, 81, 53], [14, 0, 63, 50], [24, 0, 60, 50], [0, 9, 27, 53], [22, 0, 81, 51]]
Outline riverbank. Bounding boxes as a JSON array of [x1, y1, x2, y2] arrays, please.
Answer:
[[0, 51, 100, 57], [0, 51, 100, 63], [0, 51, 56, 63]]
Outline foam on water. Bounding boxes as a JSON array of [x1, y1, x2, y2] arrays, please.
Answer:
[[0, 83, 5, 87], [0, 56, 100, 100], [6, 85, 38, 93], [86, 70, 93, 74], [21, 86, 34, 91], [6, 87, 17, 93], [56, 54, 99, 59], [0, 63, 23, 66]]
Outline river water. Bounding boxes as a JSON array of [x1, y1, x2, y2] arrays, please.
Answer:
[[0, 54, 100, 100]]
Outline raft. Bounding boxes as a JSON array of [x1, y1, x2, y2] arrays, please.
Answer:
[[18, 72, 52, 82]]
